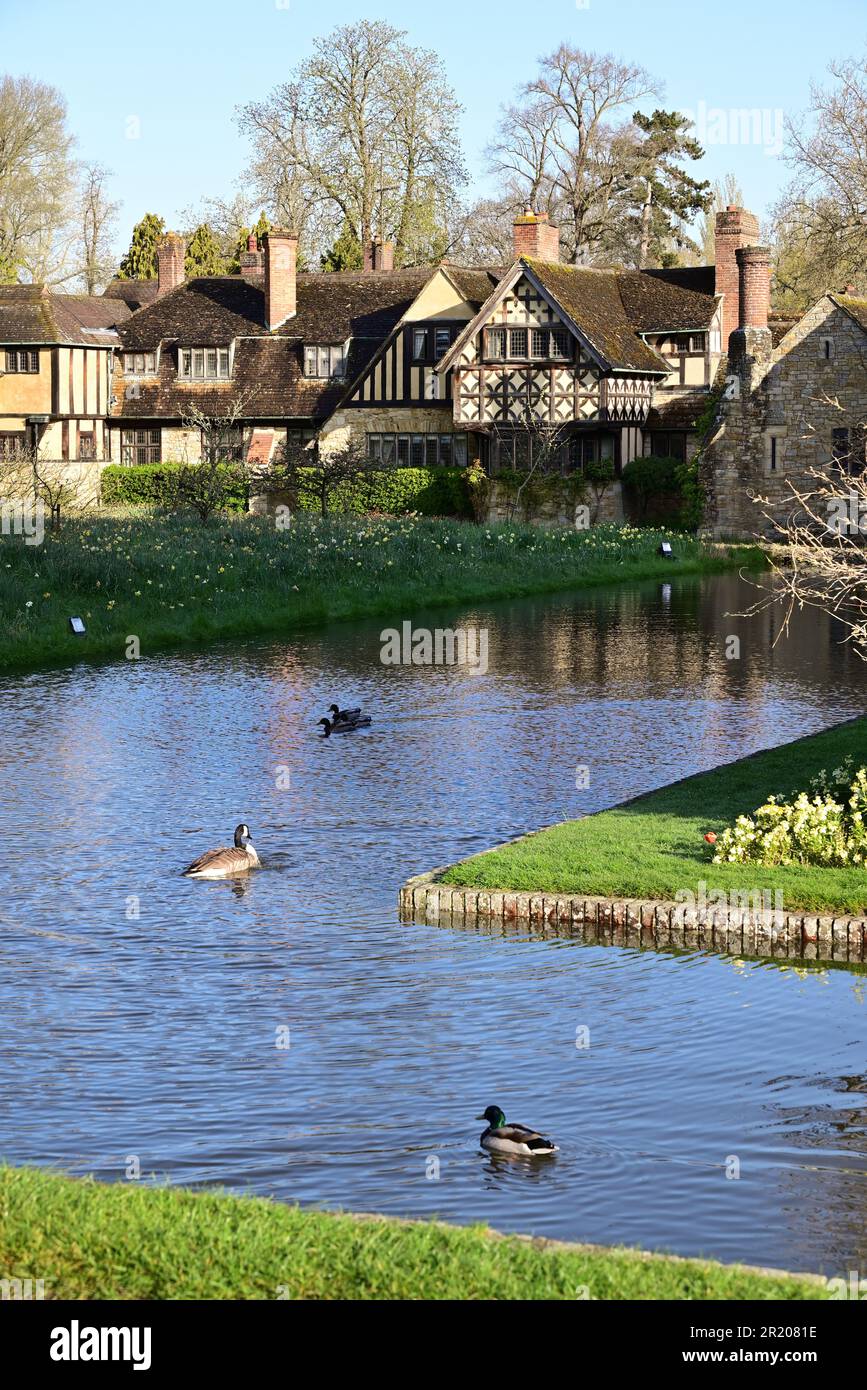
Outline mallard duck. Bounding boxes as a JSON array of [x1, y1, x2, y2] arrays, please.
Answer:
[[318, 716, 372, 737], [182, 823, 261, 879], [328, 703, 363, 725], [477, 1105, 558, 1156]]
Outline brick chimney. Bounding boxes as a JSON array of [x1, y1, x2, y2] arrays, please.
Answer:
[[736, 244, 771, 331], [513, 208, 560, 263], [263, 229, 297, 329], [157, 232, 186, 296], [363, 239, 395, 272], [714, 206, 759, 351], [240, 232, 264, 281]]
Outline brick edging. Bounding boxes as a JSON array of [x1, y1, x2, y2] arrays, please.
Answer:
[[398, 870, 867, 965]]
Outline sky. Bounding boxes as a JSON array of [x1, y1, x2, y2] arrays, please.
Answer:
[[1, 0, 864, 256]]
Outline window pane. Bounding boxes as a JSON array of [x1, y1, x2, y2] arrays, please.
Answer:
[[181, 350, 191, 376], [413, 329, 428, 360], [146, 352, 155, 372], [434, 327, 451, 358], [381, 436, 395, 465], [531, 329, 546, 358], [304, 346, 317, 377], [206, 350, 217, 377], [396, 435, 410, 465], [135, 353, 144, 373], [425, 436, 438, 467], [439, 435, 452, 466], [510, 328, 528, 358], [367, 434, 381, 460], [333, 346, 346, 378], [453, 434, 467, 466], [411, 435, 425, 467], [193, 350, 204, 378], [551, 329, 570, 358], [219, 349, 229, 377]]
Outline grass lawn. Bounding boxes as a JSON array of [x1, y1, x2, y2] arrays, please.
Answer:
[[0, 1165, 825, 1300], [440, 718, 867, 915], [0, 509, 763, 674]]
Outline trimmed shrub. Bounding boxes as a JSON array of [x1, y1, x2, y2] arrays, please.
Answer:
[[293, 465, 472, 518], [101, 463, 247, 512]]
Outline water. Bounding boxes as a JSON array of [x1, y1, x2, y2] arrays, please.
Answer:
[[1, 572, 866, 1276]]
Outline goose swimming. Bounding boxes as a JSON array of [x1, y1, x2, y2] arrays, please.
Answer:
[[182, 823, 261, 879]]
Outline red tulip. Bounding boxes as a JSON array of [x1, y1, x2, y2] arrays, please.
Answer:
[[704, 832, 717, 844]]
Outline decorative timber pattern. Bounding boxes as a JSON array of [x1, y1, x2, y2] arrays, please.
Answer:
[[452, 274, 654, 427]]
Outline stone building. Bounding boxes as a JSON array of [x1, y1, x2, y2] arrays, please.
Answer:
[[2, 201, 862, 537]]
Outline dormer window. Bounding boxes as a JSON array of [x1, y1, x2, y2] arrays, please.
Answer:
[[412, 326, 454, 362], [124, 351, 156, 375], [178, 348, 231, 380], [304, 344, 347, 379]]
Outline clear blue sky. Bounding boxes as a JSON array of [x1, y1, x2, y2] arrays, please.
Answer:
[[1, 0, 864, 254]]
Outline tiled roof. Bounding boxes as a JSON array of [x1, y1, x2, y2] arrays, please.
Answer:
[[0, 285, 129, 344], [112, 269, 436, 420], [442, 265, 504, 307], [527, 261, 670, 372], [831, 293, 867, 335], [617, 270, 718, 334], [103, 278, 160, 310], [645, 390, 709, 431]]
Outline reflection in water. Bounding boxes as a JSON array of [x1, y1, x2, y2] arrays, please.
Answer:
[[0, 573, 866, 1275]]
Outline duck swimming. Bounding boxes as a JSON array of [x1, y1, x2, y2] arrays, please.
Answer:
[[477, 1105, 558, 1156], [318, 716, 372, 737], [182, 823, 261, 879], [328, 703, 363, 725]]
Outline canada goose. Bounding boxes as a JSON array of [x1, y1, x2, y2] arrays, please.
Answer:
[[318, 716, 372, 737], [328, 703, 363, 724], [477, 1105, 558, 1156], [182, 823, 261, 879]]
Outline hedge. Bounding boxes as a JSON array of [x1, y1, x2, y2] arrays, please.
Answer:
[[293, 465, 471, 517], [101, 462, 247, 511], [101, 463, 472, 518]]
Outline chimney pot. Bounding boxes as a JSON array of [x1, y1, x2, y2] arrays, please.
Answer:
[[247, 233, 258, 252], [157, 232, 186, 296]]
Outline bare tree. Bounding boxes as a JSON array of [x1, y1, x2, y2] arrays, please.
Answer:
[[490, 47, 658, 264], [0, 443, 93, 529], [170, 398, 252, 524], [773, 53, 867, 311], [76, 163, 119, 293], [0, 74, 77, 284], [236, 20, 466, 266], [269, 437, 376, 518], [746, 392, 867, 657]]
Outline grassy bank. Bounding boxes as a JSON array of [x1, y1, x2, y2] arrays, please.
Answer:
[[441, 718, 867, 914], [0, 1166, 824, 1300], [0, 510, 763, 674]]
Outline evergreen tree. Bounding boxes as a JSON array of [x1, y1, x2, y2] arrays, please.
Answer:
[[320, 221, 364, 271], [117, 213, 166, 280], [628, 111, 712, 268], [185, 223, 224, 276]]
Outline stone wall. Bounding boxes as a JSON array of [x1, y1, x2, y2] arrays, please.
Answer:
[[483, 477, 624, 526], [702, 298, 867, 538], [399, 869, 867, 966]]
